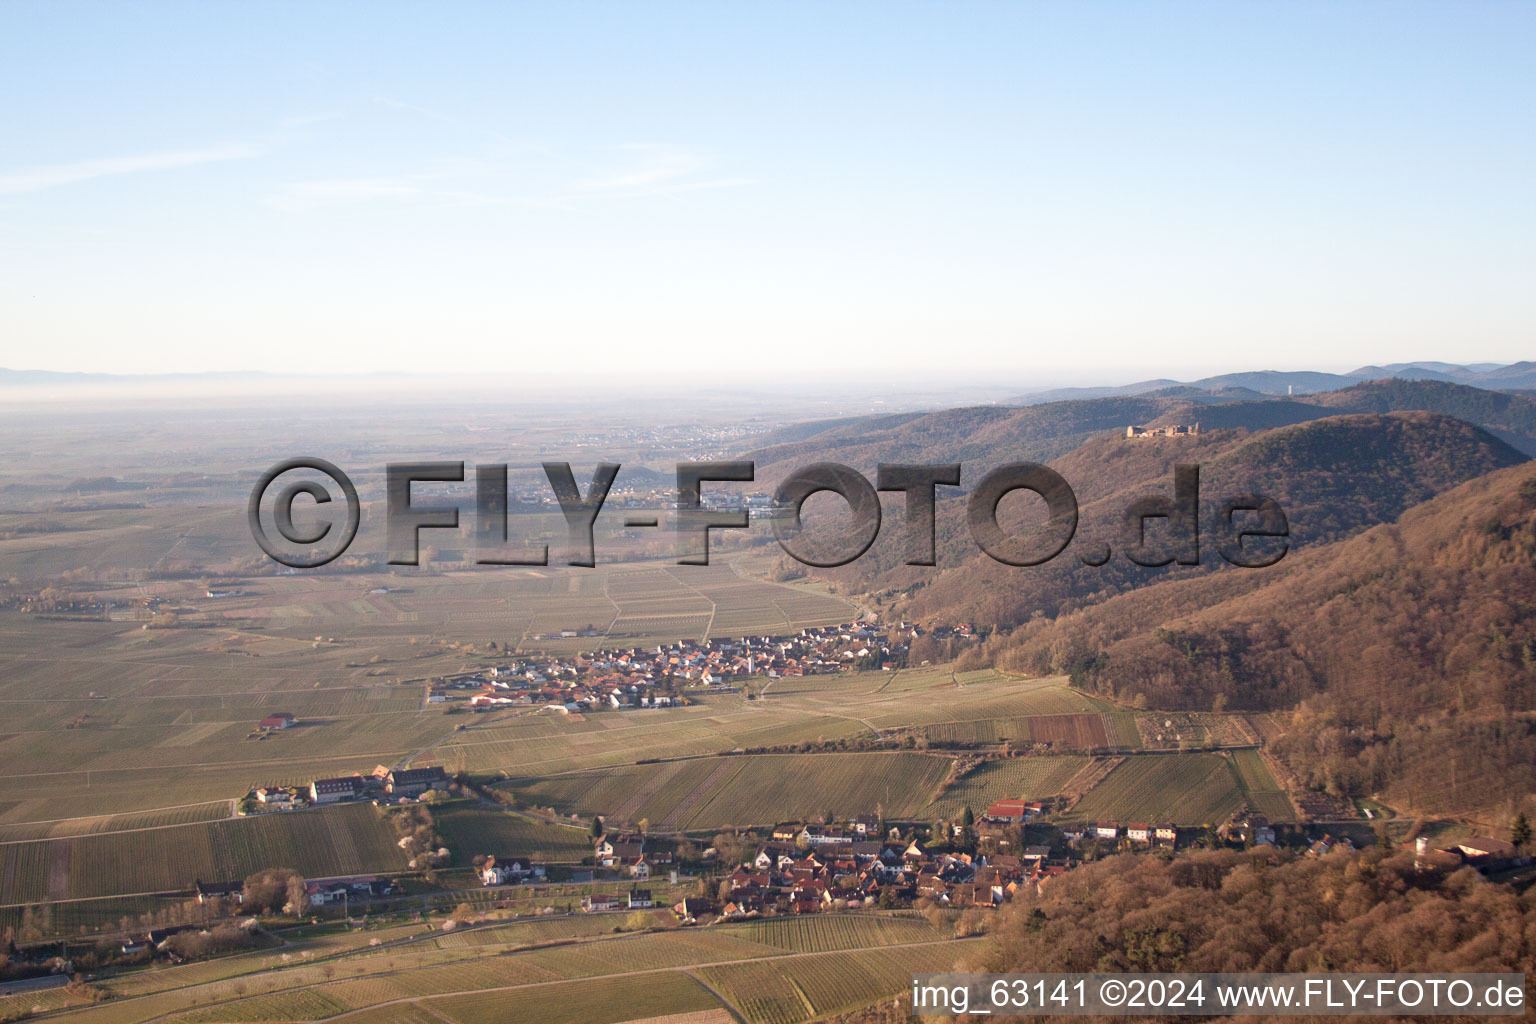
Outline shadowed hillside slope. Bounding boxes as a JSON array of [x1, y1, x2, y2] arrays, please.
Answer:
[[809, 412, 1526, 632], [1003, 463, 1536, 817]]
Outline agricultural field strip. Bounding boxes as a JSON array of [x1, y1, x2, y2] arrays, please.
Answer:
[[0, 647, 416, 691], [446, 683, 1250, 783], [0, 801, 232, 844], [0, 747, 417, 780], [699, 942, 974, 1024], [0, 803, 406, 906], [447, 678, 1083, 755], [0, 675, 421, 704], [594, 573, 625, 636], [39, 918, 945, 1022], [52, 915, 939, 1018], [92, 924, 447, 1004], [1061, 753, 1247, 826], [108, 934, 982, 1024]]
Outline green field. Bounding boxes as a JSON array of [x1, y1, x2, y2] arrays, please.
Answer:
[[0, 552, 861, 825], [698, 942, 980, 1024], [0, 803, 406, 905], [433, 804, 595, 862], [1231, 749, 1297, 822], [919, 756, 1093, 819], [1060, 753, 1248, 826], [432, 973, 721, 1024], [735, 914, 949, 952], [0, 801, 232, 843], [510, 752, 953, 830], [33, 911, 973, 1024], [0, 893, 169, 938]]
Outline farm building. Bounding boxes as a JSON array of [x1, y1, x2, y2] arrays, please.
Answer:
[[1455, 836, 1518, 860], [386, 765, 448, 796], [257, 713, 296, 731], [254, 786, 299, 808], [984, 799, 1036, 823], [310, 776, 365, 805], [194, 879, 244, 905]]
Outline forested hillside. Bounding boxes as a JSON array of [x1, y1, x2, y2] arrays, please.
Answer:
[[976, 847, 1536, 983], [803, 412, 1525, 632], [1001, 464, 1536, 817], [760, 383, 1536, 820]]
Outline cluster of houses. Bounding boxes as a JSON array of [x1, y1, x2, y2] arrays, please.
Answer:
[[475, 855, 547, 886], [581, 889, 655, 913], [565, 813, 1073, 922], [432, 622, 962, 712], [592, 832, 677, 878], [194, 876, 400, 908], [1059, 820, 1181, 848], [713, 836, 1065, 917], [244, 765, 449, 811]]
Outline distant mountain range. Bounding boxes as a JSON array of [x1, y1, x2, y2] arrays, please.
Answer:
[[1008, 361, 1536, 404]]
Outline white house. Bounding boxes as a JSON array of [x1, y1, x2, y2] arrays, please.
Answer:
[[479, 856, 544, 886]]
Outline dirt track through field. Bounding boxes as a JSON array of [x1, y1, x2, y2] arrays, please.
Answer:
[[45, 839, 70, 901]]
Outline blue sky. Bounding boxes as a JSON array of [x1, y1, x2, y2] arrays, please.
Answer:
[[1, 2, 1532, 383]]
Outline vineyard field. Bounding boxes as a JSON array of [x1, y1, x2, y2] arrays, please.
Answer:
[[511, 752, 952, 831], [1231, 749, 1297, 823], [735, 915, 948, 953], [432, 973, 721, 1024], [0, 801, 232, 844], [699, 941, 981, 1024], [434, 805, 594, 862], [0, 802, 405, 904], [1060, 753, 1246, 825], [919, 756, 1090, 819]]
